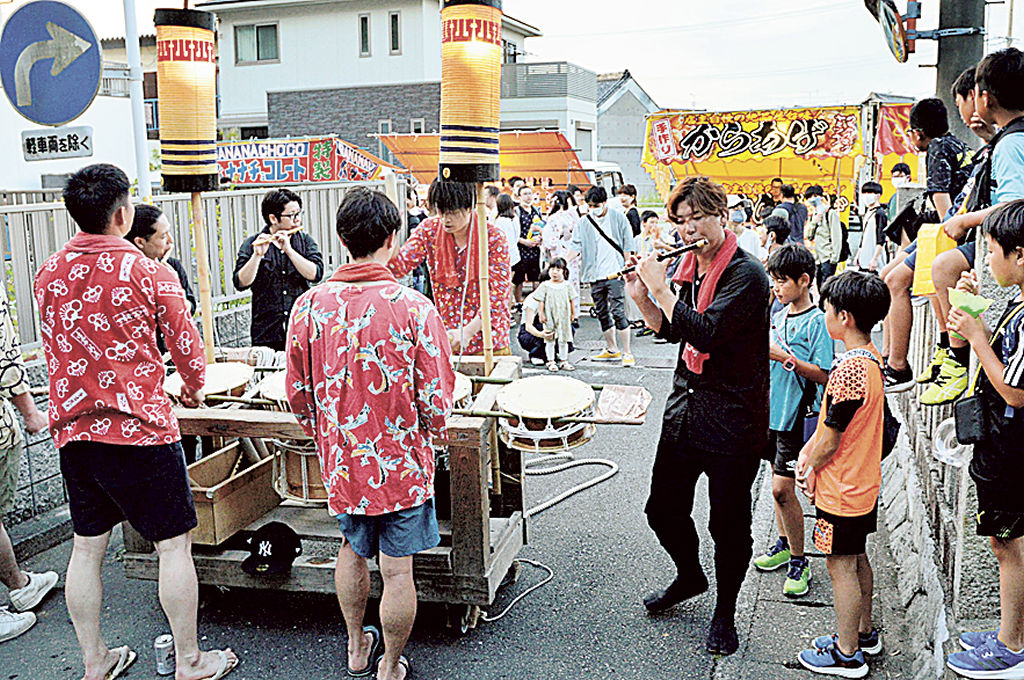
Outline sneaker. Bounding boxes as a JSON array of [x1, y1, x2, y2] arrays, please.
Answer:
[[529, 357, 545, 366], [783, 559, 811, 597], [916, 347, 950, 384], [919, 357, 968, 406], [814, 629, 883, 656], [883, 364, 915, 394], [591, 349, 621, 361], [947, 636, 1024, 679], [960, 630, 998, 651], [9, 571, 58, 612], [0, 607, 36, 643], [706, 615, 739, 655], [636, 327, 654, 337], [798, 644, 868, 678], [752, 538, 791, 571], [621, 353, 636, 367]]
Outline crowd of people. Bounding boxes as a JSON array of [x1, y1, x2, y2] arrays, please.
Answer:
[[3, 46, 1024, 680]]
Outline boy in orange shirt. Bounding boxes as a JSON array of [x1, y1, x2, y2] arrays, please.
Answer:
[[795, 271, 891, 678]]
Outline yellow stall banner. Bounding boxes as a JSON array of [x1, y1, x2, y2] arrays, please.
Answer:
[[642, 106, 864, 200]]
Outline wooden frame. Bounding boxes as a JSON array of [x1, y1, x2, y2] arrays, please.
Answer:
[[122, 356, 525, 609]]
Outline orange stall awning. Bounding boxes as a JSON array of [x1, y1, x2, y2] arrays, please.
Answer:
[[380, 130, 591, 187]]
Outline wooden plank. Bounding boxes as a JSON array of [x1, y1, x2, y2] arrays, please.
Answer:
[[484, 513, 524, 602], [174, 408, 308, 439], [124, 549, 488, 603]]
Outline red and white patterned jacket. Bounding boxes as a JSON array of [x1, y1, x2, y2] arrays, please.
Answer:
[[34, 233, 205, 449], [286, 263, 455, 516]]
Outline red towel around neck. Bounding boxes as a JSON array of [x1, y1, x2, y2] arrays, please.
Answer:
[[330, 261, 397, 283], [671, 229, 738, 375], [433, 214, 481, 289]]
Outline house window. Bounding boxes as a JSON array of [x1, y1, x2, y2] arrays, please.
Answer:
[[378, 119, 393, 162], [502, 39, 519, 64], [359, 14, 371, 57], [235, 23, 279, 64], [410, 118, 424, 134], [389, 12, 401, 54]]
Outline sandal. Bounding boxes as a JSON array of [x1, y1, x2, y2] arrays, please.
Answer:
[[96, 646, 136, 680], [376, 655, 411, 680], [547, 361, 559, 372], [348, 625, 383, 677], [198, 649, 238, 680], [559, 361, 575, 371]]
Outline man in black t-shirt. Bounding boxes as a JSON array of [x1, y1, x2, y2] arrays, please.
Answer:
[[618, 184, 642, 236], [776, 184, 809, 245], [910, 98, 972, 219]]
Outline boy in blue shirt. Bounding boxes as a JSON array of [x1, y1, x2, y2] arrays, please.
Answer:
[[753, 245, 834, 597], [946, 200, 1024, 679]]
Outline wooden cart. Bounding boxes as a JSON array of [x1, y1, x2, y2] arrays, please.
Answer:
[[122, 356, 525, 630]]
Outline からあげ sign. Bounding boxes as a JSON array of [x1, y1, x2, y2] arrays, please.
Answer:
[[647, 107, 862, 166]]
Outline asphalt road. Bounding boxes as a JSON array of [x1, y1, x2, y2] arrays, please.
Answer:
[[0, 316, 913, 680]]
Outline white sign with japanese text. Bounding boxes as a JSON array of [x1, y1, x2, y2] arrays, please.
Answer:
[[21, 125, 92, 161]]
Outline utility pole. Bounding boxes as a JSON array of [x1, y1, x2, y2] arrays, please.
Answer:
[[936, 0, 985, 146]]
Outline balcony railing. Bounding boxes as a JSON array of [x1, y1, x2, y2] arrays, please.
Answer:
[[501, 61, 597, 102]]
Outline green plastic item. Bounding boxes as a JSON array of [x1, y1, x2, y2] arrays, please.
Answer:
[[948, 287, 994, 341]]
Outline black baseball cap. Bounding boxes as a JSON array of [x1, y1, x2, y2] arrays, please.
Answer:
[[241, 522, 302, 576]]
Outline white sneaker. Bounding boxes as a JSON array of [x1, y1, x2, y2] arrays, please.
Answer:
[[9, 571, 58, 612], [0, 607, 35, 642]]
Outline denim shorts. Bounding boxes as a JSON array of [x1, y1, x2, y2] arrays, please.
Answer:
[[60, 440, 197, 542], [337, 499, 440, 558], [904, 238, 975, 272]]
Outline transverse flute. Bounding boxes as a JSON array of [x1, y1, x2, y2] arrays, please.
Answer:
[[606, 239, 709, 280]]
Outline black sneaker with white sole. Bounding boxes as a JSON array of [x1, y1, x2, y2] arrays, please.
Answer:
[[883, 364, 914, 394]]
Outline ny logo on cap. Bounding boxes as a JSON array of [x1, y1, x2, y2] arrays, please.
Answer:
[[258, 540, 272, 557]]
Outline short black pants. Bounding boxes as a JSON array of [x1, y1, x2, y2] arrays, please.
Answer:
[[974, 473, 1024, 540], [812, 506, 877, 556], [767, 428, 804, 478], [512, 258, 540, 285], [60, 440, 198, 542]]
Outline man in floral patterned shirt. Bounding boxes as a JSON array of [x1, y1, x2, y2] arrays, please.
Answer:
[[287, 187, 454, 680], [388, 180, 511, 356], [34, 164, 237, 680]]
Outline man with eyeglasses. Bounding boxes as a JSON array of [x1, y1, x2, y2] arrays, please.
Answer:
[[626, 176, 770, 656], [234, 188, 324, 351]]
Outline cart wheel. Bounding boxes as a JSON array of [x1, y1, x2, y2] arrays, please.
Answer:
[[460, 605, 481, 634]]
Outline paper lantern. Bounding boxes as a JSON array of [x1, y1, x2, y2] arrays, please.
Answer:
[[155, 9, 219, 192], [439, 0, 502, 183]]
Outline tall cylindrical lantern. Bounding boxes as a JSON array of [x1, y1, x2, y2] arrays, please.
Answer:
[[155, 9, 219, 192], [439, 0, 502, 182]]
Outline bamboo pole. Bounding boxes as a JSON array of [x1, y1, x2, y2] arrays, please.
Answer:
[[191, 192, 216, 363], [476, 183, 493, 374]]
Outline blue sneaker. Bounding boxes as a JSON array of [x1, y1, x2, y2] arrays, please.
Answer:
[[960, 630, 999, 651], [813, 629, 882, 656], [947, 637, 1024, 679], [798, 644, 868, 678]]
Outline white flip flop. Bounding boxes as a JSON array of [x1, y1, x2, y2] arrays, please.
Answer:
[[103, 646, 136, 680], [200, 649, 238, 680]]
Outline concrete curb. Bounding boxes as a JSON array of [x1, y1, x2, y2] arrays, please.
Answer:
[[9, 504, 73, 562]]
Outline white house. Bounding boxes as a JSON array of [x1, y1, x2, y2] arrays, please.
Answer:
[[596, 70, 659, 201]]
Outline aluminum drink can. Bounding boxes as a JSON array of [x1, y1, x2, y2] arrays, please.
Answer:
[[154, 634, 175, 675]]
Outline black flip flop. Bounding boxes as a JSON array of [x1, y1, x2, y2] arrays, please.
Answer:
[[347, 625, 382, 678]]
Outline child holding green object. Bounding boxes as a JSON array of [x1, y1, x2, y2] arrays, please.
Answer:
[[946, 199, 1024, 679], [947, 287, 994, 341]]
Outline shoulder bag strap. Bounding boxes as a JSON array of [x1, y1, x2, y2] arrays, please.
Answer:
[[964, 300, 1024, 397], [586, 214, 625, 257]]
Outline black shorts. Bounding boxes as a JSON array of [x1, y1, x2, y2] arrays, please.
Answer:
[[812, 506, 877, 556], [512, 259, 540, 285], [60, 440, 198, 542], [975, 476, 1024, 539], [768, 428, 804, 478]]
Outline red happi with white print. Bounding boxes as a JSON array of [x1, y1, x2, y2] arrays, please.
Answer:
[[285, 263, 455, 517], [34, 234, 205, 448]]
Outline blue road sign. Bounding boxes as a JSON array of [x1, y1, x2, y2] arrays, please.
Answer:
[[0, 1, 101, 126]]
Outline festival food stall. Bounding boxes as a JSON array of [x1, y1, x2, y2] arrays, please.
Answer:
[[641, 102, 920, 210]]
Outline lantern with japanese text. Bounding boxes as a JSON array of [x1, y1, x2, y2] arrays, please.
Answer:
[[154, 9, 218, 192], [439, 0, 502, 182]]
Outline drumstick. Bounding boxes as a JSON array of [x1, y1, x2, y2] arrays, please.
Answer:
[[205, 394, 276, 407], [605, 239, 709, 280]]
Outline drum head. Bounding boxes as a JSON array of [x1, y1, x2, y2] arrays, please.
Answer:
[[257, 371, 288, 403], [164, 362, 254, 398], [496, 375, 595, 420], [453, 372, 472, 406]]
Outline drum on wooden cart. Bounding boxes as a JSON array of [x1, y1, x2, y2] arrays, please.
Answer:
[[164, 362, 255, 402], [256, 371, 327, 505], [495, 375, 596, 453]]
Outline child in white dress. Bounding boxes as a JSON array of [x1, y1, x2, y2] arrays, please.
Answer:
[[536, 258, 576, 371]]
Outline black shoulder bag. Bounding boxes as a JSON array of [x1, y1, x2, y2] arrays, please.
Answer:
[[954, 301, 1024, 445]]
